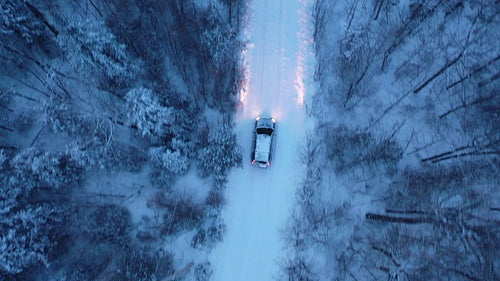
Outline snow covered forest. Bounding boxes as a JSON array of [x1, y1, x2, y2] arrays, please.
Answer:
[[282, 0, 500, 280], [2, 0, 500, 280], [0, 0, 245, 280]]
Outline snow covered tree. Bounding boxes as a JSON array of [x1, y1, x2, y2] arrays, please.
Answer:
[[197, 123, 241, 182], [43, 97, 88, 136], [10, 147, 82, 190], [201, 26, 233, 74], [0, 147, 80, 276], [0, 204, 61, 275], [337, 22, 376, 108], [125, 87, 173, 142], [59, 16, 136, 90], [0, 0, 46, 44], [0, 164, 66, 276], [149, 146, 189, 175]]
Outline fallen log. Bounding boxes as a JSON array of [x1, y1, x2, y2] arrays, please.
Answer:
[[366, 213, 432, 224], [162, 261, 195, 281]]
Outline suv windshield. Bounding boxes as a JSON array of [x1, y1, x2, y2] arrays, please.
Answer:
[[256, 127, 273, 135]]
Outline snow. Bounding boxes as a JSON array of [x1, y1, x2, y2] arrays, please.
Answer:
[[209, 0, 315, 280], [84, 167, 156, 224], [173, 167, 212, 203], [255, 133, 271, 162]]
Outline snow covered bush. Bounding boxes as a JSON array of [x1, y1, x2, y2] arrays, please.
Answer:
[[194, 261, 213, 281], [0, 148, 75, 277], [207, 217, 226, 243], [149, 191, 204, 235], [205, 189, 225, 217], [112, 248, 173, 281], [191, 228, 207, 249], [150, 170, 173, 189], [81, 204, 132, 246]]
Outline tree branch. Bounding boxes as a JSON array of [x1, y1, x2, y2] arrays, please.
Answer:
[[413, 51, 464, 94], [446, 54, 500, 90]]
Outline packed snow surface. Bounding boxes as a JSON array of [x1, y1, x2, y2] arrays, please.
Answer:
[[209, 0, 314, 279]]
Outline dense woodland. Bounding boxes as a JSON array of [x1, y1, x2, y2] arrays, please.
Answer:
[[283, 0, 500, 280], [0, 0, 245, 280], [2, 0, 499, 280]]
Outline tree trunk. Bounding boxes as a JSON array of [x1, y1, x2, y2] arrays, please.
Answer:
[[478, 70, 500, 88], [446, 54, 500, 90], [439, 92, 496, 119]]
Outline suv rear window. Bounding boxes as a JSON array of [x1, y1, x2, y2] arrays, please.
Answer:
[[256, 128, 273, 135]]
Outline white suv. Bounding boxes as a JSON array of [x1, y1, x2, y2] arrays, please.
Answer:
[[250, 116, 276, 168]]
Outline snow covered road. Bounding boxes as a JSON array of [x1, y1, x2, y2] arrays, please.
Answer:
[[209, 0, 314, 280]]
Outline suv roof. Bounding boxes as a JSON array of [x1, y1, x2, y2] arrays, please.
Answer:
[[251, 116, 276, 168]]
